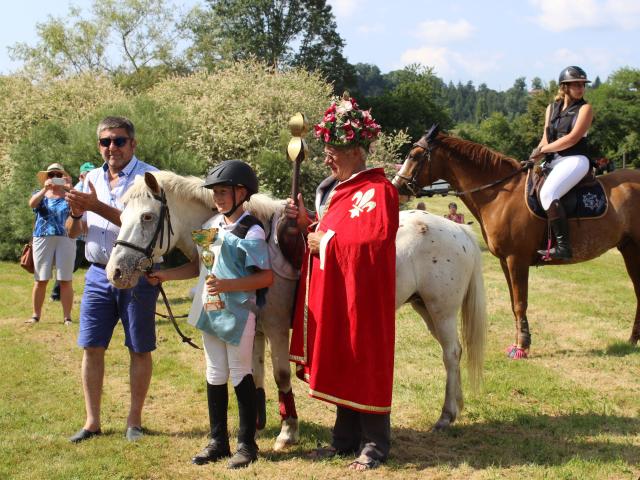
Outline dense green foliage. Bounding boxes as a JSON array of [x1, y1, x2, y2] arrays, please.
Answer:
[[0, 97, 204, 259]]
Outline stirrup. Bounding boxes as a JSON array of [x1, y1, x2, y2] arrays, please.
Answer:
[[538, 247, 572, 261]]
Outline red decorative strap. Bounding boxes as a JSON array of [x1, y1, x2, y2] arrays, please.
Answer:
[[278, 390, 298, 420]]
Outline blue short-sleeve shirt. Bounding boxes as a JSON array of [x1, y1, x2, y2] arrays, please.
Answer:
[[33, 196, 70, 237]]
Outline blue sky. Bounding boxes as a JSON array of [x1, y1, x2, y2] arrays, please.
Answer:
[[2, 0, 639, 91]]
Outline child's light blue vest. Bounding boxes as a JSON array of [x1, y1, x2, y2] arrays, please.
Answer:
[[188, 213, 270, 345]]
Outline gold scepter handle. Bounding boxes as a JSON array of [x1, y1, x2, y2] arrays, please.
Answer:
[[275, 113, 308, 270], [286, 112, 308, 234]]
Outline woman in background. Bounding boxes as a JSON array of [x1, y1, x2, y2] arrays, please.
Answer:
[[27, 163, 75, 325]]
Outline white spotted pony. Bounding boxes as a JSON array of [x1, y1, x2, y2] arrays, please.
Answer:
[[107, 171, 487, 450]]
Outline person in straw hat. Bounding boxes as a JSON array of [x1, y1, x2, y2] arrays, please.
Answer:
[[27, 163, 75, 325]]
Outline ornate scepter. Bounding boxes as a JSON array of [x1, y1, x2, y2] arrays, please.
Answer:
[[276, 112, 308, 270]]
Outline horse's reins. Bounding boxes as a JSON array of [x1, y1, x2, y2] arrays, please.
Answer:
[[114, 188, 200, 350], [452, 162, 533, 197], [396, 139, 533, 197]]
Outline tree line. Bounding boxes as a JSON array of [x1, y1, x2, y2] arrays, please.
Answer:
[[9, 0, 639, 164], [2, 0, 639, 260]]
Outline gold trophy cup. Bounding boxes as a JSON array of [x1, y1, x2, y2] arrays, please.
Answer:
[[191, 228, 225, 311]]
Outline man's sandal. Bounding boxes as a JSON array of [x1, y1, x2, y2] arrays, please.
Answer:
[[25, 316, 39, 324], [348, 454, 381, 471]]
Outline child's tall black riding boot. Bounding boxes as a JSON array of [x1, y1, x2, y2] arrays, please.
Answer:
[[228, 374, 258, 469], [191, 383, 231, 465]]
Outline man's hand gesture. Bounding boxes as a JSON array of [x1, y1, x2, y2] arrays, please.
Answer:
[[66, 180, 98, 216]]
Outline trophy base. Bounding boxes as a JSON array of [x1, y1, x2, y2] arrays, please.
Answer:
[[204, 300, 225, 312]]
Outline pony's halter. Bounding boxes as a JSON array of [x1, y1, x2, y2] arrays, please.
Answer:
[[114, 189, 174, 272], [394, 137, 433, 197]]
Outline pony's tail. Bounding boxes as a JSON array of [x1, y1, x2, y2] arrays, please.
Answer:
[[460, 228, 487, 392]]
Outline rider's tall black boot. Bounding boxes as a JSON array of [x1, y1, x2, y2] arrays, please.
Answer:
[[538, 200, 572, 260], [228, 374, 258, 469], [191, 383, 231, 465]]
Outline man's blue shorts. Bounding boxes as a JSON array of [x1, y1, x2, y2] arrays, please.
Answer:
[[78, 264, 159, 353]]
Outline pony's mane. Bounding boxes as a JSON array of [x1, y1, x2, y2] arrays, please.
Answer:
[[121, 170, 213, 207], [440, 134, 520, 170], [246, 193, 286, 226], [121, 170, 285, 224]]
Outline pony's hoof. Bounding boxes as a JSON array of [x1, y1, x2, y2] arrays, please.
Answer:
[[273, 417, 299, 451], [432, 413, 454, 431], [507, 346, 529, 360]]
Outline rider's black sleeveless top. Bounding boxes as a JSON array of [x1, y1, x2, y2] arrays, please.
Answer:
[[546, 98, 590, 158]]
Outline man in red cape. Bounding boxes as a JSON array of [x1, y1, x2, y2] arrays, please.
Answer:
[[286, 95, 398, 471]]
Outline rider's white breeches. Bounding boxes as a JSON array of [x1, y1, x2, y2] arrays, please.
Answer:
[[539, 154, 590, 210], [203, 313, 255, 386]]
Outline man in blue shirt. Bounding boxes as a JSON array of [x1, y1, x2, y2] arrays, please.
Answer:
[[65, 116, 158, 443]]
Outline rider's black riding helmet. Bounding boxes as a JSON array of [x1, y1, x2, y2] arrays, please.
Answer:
[[204, 160, 258, 196], [204, 160, 258, 216], [558, 66, 591, 84]]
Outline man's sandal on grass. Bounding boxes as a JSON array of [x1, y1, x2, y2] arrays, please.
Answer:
[[348, 454, 381, 471]]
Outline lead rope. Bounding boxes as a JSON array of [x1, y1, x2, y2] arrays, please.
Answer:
[[156, 282, 201, 349]]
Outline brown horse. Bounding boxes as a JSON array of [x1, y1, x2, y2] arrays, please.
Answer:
[[392, 126, 640, 357]]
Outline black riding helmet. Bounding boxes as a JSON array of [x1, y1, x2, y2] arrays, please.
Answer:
[[204, 160, 259, 216], [558, 66, 591, 84]]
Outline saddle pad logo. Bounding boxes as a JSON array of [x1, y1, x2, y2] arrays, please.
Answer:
[[349, 189, 377, 218], [582, 192, 604, 211]]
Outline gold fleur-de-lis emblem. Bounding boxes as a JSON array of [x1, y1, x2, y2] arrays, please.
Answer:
[[349, 188, 377, 218]]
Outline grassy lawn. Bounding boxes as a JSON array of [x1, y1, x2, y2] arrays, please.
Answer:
[[1, 195, 639, 479]]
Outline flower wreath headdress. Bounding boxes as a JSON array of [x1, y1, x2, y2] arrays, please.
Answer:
[[314, 92, 381, 148]]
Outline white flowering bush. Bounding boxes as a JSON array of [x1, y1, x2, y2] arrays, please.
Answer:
[[148, 61, 333, 165]]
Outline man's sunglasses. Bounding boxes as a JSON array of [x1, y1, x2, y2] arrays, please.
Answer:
[[99, 137, 130, 148], [47, 172, 64, 178]]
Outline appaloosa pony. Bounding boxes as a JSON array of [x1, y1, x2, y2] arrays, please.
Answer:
[[393, 127, 640, 358], [107, 171, 487, 436]]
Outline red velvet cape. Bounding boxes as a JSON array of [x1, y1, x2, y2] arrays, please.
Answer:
[[289, 168, 399, 413]]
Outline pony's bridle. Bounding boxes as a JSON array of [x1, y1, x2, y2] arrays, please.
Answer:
[[113, 188, 200, 350], [114, 189, 174, 272]]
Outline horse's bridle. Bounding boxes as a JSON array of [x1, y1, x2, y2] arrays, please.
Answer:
[[114, 189, 174, 272], [394, 137, 433, 197], [113, 189, 200, 349], [395, 135, 532, 197]]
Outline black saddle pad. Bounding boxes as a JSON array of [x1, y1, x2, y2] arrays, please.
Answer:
[[526, 170, 608, 219]]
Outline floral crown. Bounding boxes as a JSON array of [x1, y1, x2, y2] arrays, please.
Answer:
[[314, 92, 381, 148]]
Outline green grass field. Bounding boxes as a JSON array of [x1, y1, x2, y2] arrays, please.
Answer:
[[1, 195, 639, 479]]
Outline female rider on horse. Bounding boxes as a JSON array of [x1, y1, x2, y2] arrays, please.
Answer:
[[530, 65, 593, 261]]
